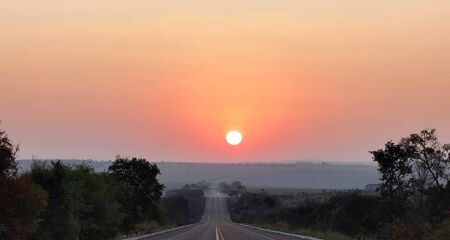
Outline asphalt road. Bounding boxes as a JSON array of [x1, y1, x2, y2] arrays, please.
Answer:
[[141, 190, 306, 240]]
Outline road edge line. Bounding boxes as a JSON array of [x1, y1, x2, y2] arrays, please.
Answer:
[[237, 223, 322, 240], [121, 224, 194, 240]]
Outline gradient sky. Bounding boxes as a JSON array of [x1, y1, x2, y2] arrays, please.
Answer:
[[1, 0, 450, 162]]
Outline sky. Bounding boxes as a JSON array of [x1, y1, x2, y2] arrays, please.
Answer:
[[1, 0, 450, 163]]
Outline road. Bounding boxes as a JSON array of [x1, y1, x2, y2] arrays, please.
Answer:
[[141, 190, 307, 240]]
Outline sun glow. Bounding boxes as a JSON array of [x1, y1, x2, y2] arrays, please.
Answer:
[[226, 131, 243, 146]]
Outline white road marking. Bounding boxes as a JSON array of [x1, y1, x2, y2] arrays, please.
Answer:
[[237, 224, 322, 240], [164, 224, 203, 240], [122, 224, 194, 240], [228, 223, 275, 240]]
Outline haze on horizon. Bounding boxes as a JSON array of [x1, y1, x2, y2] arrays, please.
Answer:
[[1, 0, 450, 162]]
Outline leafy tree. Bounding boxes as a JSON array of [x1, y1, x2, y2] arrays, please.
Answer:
[[108, 157, 164, 232], [66, 165, 123, 240], [0, 129, 19, 178], [370, 141, 415, 217], [30, 161, 124, 240], [402, 129, 450, 193], [30, 161, 80, 240], [371, 129, 450, 217], [0, 175, 47, 240], [0, 128, 47, 240]]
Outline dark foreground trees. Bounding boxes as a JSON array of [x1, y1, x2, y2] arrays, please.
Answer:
[[0, 130, 47, 240], [0, 127, 170, 240], [30, 161, 124, 240], [27, 157, 165, 240], [370, 129, 450, 239], [108, 157, 164, 232], [0, 130, 19, 178]]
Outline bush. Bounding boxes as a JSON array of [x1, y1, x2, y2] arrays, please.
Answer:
[[425, 219, 450, 240], [162, 189, 206, 226]]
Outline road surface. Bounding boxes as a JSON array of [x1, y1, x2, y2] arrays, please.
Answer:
[[141, 190, 307, 240]]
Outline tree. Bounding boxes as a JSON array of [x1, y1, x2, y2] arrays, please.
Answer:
[[108, 157, 164, 232], [220, 181, 247, 197], [371, 129, 450, 217], [0, 128, 47, 240], [162, 196, 189, 225], [66, 165, 123, 240], [0, 129, 19, 178], [0, 175, 47, 240], [30, 161, 124, 240], [371, 141, 415, 216], [30, 161, 80, 240], [402, 129, 450, 192], [162, 188, 206, 225]]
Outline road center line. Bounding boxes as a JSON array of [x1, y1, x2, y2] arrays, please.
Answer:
[[215, 225, 225, 240]]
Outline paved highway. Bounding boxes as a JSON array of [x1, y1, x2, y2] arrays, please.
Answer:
[[141, 189, 308, 240]]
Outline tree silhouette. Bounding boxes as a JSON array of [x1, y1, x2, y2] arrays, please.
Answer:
[[108, 157, 164, 232], [0, 129, 19, 178], [371, 129, 450, 216], [0, 127, 47, 240]]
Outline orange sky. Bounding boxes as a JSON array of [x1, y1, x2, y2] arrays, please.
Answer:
[[1, 0, 450, 162]]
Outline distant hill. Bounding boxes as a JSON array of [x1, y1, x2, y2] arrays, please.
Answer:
[[18, 160, 380, 189]]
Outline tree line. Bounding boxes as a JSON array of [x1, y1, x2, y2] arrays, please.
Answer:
[[227, 129, 450, 239], [0, 128, 205, 240]]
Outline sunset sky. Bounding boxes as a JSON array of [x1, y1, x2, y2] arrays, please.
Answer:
[[1, 1, 450, 162]]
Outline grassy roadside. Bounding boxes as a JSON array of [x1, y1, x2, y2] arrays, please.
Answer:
[[251, 223, 355, 240], [117, 221, 176, 239]]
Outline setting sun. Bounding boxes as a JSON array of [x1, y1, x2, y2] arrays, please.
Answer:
[[226, 131, 243, 146]]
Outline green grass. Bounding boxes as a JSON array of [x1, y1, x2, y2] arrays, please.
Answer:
[[252, 223, 355, 240]]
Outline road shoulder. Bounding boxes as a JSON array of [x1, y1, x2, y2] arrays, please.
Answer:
[[121, 224, 194, 240], [237, 223, 322, 240]]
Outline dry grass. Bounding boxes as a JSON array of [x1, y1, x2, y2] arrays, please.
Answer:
[[253, 223, 355, 240]]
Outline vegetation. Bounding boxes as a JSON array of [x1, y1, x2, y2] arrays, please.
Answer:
[[0, 130, 47, 240], [0, 128, 203, 240], [253, 224, 354, 240], [108, 157, 164, 232], [227, 129, 450, 239], [29, 161, 124, 240], [162, 185, 206, 226], [220, 181, 247, 197], [2, 126, 450, 239]]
